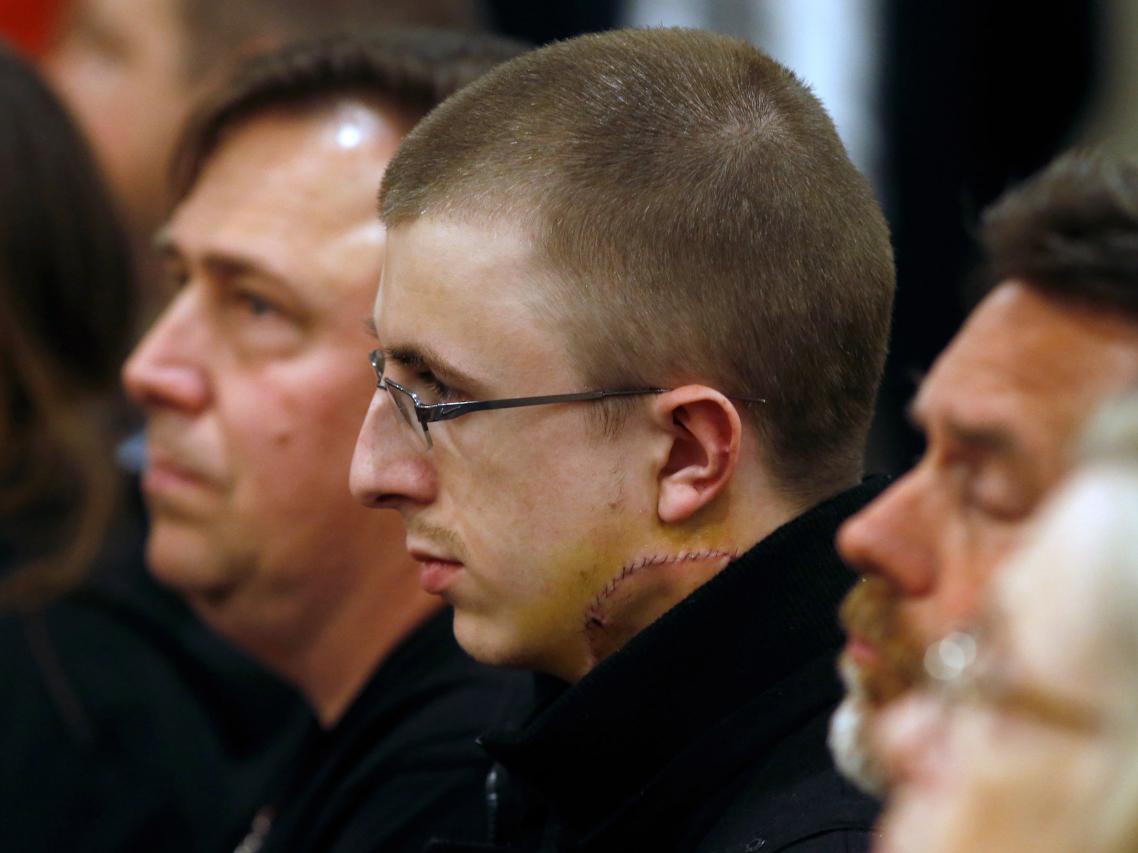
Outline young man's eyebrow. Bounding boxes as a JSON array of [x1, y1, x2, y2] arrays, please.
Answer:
[[363, 317, 378, 338], [385, 344, 484, 394]]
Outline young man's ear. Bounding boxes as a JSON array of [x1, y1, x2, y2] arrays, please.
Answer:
[[651, 385, 742, 524]]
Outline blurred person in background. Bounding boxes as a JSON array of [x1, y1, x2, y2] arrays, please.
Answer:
[[39, 0, 487, 318], [0, 42, 307, 853], [0, 41, 133, 604], [0, 0, 68, 55], [874, 392, 1138, 853], [122, 30, 527, 853], [830, 150, 1138, 795]]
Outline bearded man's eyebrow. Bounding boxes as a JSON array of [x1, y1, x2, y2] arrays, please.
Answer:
[[942, 417, 1020, 456]]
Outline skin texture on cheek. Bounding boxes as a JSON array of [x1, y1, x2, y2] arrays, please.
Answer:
[[506, 537, 631, 680]]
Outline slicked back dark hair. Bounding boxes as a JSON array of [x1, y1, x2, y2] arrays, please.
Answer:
[[176, 0, 489, 78], [380, 28, 896, 502], [172, 28, 529, 202], [981, 150, 1138, 319]]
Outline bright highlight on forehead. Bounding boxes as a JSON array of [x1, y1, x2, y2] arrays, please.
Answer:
[[320, 100, 398, 151], [336, 124, 364, 149]]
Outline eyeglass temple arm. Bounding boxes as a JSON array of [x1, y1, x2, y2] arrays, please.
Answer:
[[420, 388, 668, 424]]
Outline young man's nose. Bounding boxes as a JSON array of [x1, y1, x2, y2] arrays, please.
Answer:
[[350, 389, 437, 511]]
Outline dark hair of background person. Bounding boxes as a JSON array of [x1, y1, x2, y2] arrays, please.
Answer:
[[176, 0, 490, 78], [868, 1, 1098, 475], [380, 27, 896, 503], [979, 150, 1138, 319], [171, 27, 530, 205], [0, 43, 137, 609]]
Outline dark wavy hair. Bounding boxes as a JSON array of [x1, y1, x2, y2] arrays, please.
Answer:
[[980, 149, 1138, 318], [0, 44, 137, 609], [171, 27, 528, 202]]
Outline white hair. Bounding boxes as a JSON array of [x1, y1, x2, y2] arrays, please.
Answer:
[[1071, 391, 1138, 853]]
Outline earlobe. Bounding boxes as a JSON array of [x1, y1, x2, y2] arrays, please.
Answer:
[[654, 386, 742, 524]]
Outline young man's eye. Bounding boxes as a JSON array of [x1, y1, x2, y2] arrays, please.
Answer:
[[418, 372, 455, 401]]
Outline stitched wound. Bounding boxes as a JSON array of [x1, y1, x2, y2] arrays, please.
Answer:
[[583, 548, 740, 663]]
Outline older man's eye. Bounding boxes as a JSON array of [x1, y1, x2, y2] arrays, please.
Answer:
[[967, 476, 1034, 524], [236, 289, 281, 318]]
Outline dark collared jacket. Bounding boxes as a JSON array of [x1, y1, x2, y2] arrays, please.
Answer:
[[430, 477, 888, 853], [249, 610, 530, 853]]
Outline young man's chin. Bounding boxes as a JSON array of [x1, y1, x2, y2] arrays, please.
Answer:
[[451, 610, 517, 668], [452, 610, 585, 681]]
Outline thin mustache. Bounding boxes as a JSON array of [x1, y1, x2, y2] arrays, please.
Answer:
[[405, 522, 467, 563]]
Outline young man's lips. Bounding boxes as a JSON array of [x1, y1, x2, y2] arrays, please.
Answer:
[[415, 558, 464, 594], [407, 546, 464, 594]]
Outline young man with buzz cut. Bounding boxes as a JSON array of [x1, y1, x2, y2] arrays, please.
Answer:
[[123, 30, 528, 853], [351, 28, 896, 852]]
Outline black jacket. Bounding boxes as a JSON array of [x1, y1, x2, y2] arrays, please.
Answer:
[[432, 478, 887, 853], [0, 550, 309, 853], [247, 609, 530, 853]]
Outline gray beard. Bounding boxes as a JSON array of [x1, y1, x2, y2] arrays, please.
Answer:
[[828, 657, 889, 797]]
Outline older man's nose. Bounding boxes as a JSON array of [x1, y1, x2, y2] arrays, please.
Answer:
[[837, 470, 939, 597], [122, 288, 211, 414]]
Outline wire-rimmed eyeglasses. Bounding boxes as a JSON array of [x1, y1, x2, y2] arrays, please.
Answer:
[[370, 349, 669, 449]]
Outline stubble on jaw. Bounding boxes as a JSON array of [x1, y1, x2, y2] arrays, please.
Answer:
[[582, 547, 741, 668]]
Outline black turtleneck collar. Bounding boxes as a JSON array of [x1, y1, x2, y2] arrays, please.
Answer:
[[480, 476, 888, 845]]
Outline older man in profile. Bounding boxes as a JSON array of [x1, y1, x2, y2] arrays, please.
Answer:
[[42, 0, 485, 317], [124, 31, 526, 853], [830, 150, 1138, 795]]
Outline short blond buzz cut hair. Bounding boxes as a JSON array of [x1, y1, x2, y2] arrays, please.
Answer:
[[380, 27, 895, 501]]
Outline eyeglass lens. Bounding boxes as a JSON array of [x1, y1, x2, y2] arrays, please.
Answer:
[[388, 383, 429, 447]]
